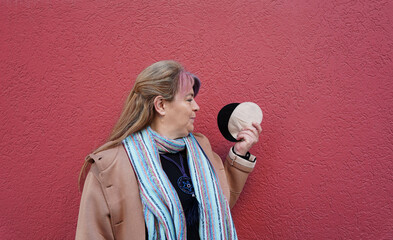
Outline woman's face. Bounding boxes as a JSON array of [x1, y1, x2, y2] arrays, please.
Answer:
[[164, 86, 200, 139]]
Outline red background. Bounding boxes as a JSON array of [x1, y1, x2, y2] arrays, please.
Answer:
[[1, 0, 393, 239]]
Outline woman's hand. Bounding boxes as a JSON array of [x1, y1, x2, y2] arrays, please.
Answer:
[[233, 122, 262, 156]]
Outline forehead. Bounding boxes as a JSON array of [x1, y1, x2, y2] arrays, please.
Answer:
[[175, 86, 194, 99]]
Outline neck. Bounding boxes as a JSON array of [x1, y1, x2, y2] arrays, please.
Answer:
[[150, 119, 179, 140]]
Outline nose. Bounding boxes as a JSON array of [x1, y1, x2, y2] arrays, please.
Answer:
[[193, 99, 200, 111]]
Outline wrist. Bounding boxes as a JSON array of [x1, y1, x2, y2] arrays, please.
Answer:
[[232, 147, 251, 160]]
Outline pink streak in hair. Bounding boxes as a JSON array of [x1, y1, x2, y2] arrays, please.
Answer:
[[178, 70, 196, 96]]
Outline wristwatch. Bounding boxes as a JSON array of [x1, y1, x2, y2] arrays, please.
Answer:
[[232, 147, 255, 162]]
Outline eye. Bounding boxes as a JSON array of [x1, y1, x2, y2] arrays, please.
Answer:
[[186, 98, 193, 102]]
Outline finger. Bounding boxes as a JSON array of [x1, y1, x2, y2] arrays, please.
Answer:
[[235, 133, 256, 153], [252, 122, 262, 134], [240, 126, 259, 138], [237, 131, 257, 143]]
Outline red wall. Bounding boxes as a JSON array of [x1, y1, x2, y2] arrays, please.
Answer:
[[1, 1, 392, 239]]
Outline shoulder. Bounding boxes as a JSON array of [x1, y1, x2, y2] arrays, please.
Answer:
[[88, 142, 128, 172], [192, 132, 223, 166], [193, 132, 213, 153], [193, 132, 209, 144]]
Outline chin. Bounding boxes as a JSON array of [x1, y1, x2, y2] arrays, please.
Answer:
[[176, 125, 194, 138], [187, 125, 194, 134]]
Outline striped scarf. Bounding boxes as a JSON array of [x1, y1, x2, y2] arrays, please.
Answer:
[[122, 127, 237, 240]]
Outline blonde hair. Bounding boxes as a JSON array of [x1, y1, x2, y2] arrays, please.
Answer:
[[79, 60, 199, 190]]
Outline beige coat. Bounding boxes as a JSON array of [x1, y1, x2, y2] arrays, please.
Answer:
[[76, 133, 256, 240]]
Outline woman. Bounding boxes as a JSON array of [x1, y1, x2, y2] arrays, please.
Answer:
[[76, 60, 262, 240]]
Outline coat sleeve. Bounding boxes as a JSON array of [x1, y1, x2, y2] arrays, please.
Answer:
[[194, 133, 257, 209], [75, 169, 114, 240], [224, 148, 256, 208]]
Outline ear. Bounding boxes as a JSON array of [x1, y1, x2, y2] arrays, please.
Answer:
[[153, 96, 166, 116]]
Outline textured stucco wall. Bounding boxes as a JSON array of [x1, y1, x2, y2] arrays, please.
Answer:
[[1, 0, 393, 239]]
